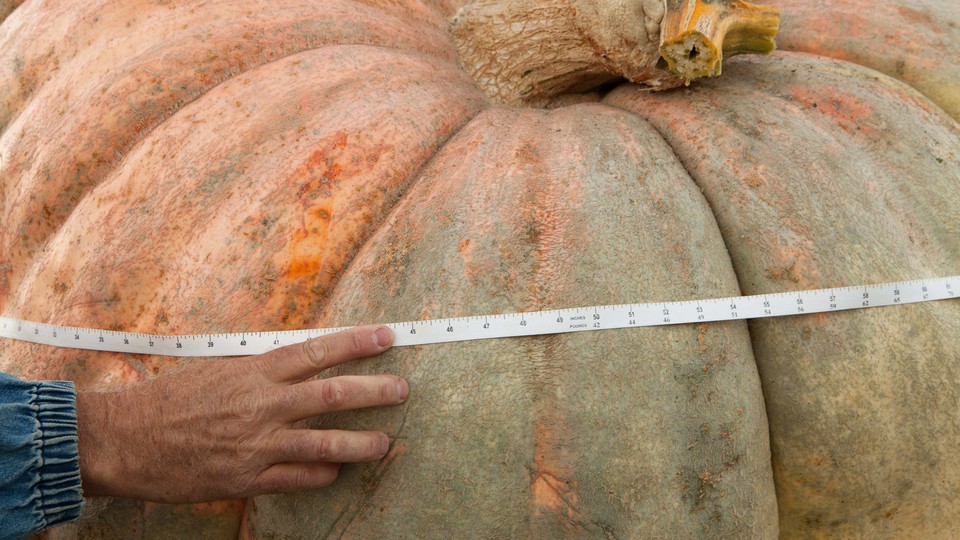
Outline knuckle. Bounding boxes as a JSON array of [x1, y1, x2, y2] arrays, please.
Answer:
[[235, 432, 261, 463], [293, 468, 314, 491], [302, 338, 330, 369], [279, 434, 307, 460], [230, 470, 260, 498], [249, 356, 276, 382], [229, 389, 265, 424], [379, 379, 395, 403], [271, 387, 299, 412], [350, 329, 368, 354], [320, 380, 346, 409], [315, 434, 333, 460]]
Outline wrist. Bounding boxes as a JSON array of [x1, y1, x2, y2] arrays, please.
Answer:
[[75, 389, 123, 497]]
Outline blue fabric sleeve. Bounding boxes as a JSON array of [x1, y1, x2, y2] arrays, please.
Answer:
[[0, 372, 83, 540]]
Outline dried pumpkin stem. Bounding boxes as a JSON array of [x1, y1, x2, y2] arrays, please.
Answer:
[[659, 0, 780, 82], [452, 0, 780, 106]]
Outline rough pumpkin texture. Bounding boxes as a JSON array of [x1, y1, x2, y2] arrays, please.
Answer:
[[607, 53, 960, 537], [0, 0, 958, 538], [757, 0, 960, 121], [245, 105, 777, 538]]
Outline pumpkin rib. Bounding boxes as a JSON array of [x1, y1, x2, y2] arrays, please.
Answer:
[[600, 94, 756, 296], [312, 108, 492, 328], [0, 5, 468, 311], [247, 103, 777, 537], [0, 0, 458, 135], [1, 43, 488, 373], [756, 0, 960, 121], [0, 5, 454, 141], [257, 54, 493, 331], [606, 51, 960, 536], [0, 3, 459, 272], [606, 53, 959, 287]]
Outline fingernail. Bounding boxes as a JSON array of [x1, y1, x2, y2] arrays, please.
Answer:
[[396, 379, 409, 403], [373, 327, 393, 348], [380, 433, 390, 456]]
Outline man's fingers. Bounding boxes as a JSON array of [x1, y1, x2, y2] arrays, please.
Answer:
[[253, 462, 342, 495], [273, 375, 409, 423], [261, 325, 394, 383], [270, 429, 390, 464]]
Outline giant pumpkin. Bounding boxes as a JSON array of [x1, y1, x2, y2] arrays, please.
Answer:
[[0, 0, 958, 537]]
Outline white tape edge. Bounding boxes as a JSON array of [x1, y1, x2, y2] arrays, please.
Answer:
[[1, 275, 956, 357]]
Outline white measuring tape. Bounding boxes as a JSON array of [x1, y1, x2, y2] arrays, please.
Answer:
[[1, 276, 956, 357]]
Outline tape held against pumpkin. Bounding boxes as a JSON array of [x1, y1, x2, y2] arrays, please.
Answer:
[[1, 275, 956, 357]]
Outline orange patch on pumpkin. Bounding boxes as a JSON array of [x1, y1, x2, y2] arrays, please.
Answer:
[[458, 237, 486, 282], [740, 164, 767, 189], [530, 425, 580, 517], [787, 86, 876, 137], [294, 155, 343, 201], [286, 201, 334, 280], [270, 131, 355, 323], [531, 470, 579, 516], [528, 409, 585, 530], [697, 323, 709, 354], [895, 7, 936, 29]]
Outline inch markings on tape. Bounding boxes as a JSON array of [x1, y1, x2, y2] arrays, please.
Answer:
[[1, 276, 956, 357]]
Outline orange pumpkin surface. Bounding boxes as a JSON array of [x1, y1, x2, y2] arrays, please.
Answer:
[[0, 0, 958, 538]]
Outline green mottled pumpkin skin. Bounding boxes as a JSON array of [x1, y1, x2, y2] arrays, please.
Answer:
[[1, 0, 958, 538]]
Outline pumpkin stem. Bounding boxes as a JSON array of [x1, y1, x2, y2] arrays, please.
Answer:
[[659, 0, 780, 83], [451, 0, 780, 106]]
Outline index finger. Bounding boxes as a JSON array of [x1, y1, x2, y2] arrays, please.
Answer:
[[258, 325, 394, 383]]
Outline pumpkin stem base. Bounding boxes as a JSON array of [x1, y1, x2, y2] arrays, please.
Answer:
[[452, 0, 780, 106], [659, 0, 780, 83]]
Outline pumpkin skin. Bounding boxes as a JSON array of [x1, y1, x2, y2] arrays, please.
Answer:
[[606, 54, 960, 536], [0, 1, 958, 538], [757, 0, 960, 121], [0, 0, 22, 23]]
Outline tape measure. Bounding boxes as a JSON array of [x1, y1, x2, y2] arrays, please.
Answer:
[[1, 276, 956, 357]]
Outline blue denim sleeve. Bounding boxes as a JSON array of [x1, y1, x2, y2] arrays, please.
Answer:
[[0, 372, 83, 540]]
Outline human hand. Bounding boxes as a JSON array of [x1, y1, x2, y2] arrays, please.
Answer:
[[75, 325, 406, 503]]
